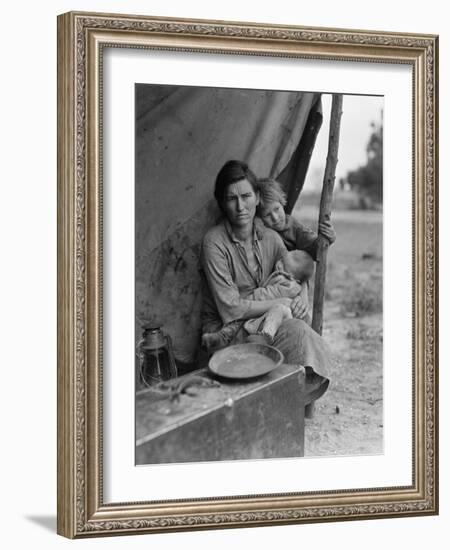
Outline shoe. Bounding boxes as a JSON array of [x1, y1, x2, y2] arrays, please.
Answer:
[[304, 368, 329, 404]]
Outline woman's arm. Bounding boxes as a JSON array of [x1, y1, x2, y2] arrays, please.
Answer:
[[248, 275, 302, 301], [201, 242, 289, 324], [244, 298, 292, 319]]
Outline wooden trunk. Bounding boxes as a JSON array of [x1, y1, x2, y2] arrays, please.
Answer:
[[136, 365, 306, 464]]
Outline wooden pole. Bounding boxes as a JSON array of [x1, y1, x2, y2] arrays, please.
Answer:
[[312, 94, 344, 336]]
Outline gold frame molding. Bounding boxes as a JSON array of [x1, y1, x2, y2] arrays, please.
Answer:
[[57, 11, 439, 538]]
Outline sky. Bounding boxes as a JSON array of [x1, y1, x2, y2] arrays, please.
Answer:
[[305, 93, 383, 191]]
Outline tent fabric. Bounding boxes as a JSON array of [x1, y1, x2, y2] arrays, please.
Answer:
[[135, 84, 322, 364], [278, 102, 323, 214]]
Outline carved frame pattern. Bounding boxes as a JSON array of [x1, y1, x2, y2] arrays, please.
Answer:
[[57, 11, 438, 538]]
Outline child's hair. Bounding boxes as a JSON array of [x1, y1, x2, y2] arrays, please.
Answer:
[[257, 177, 287, 207], [282, 250, 315, 282]]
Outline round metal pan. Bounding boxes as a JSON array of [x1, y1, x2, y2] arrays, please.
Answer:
[[208, 343, 284, 380]]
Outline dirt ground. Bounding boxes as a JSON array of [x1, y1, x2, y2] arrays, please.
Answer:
[[296, 205, 383, 458]]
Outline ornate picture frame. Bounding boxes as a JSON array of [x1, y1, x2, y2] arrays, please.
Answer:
[[57, 11, 438, 538]]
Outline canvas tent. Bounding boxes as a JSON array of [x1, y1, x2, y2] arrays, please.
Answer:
[[135, 84, 323, 369]]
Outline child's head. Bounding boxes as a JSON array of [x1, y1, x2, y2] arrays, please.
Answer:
[[256, 178, 287, 231], [282, 250, 314, 283]]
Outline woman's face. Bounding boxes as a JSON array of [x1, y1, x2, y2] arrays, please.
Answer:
[[259, 200, 286, 231], [222, 179, 259, 228]]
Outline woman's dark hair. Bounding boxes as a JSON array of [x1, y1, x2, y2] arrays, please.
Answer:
[[214, 160, 258, 211]]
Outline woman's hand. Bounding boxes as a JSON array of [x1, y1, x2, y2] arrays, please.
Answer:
[[290, 293, 309, 319], [318, 220, 336, 244]]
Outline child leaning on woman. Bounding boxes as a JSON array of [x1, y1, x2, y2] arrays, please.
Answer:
[[201, 177, 336, 352], [256, 177, 336, 257]]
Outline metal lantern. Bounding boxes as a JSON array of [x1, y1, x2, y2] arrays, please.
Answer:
[[138, 325, 178, 386]]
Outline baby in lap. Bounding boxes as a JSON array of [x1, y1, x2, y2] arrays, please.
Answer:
[[202, 249, 314, 352]]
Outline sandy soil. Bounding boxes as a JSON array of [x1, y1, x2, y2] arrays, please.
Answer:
[[297, 206, 384, 457]]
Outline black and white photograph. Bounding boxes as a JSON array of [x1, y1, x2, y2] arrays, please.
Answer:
[[134, 84, 384, 465], [1, 0, 444, 545]]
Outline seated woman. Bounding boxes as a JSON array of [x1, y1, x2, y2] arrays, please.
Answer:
[[202, 249, 314, 351], [200, 159, 332, 403]]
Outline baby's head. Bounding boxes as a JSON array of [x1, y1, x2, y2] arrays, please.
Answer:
[[256, 178, 287, 231], [282, 250, 314, 283]]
